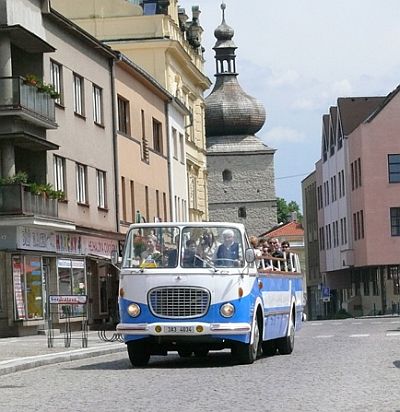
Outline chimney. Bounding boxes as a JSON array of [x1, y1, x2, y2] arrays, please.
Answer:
[[290, 211, 297, 222]]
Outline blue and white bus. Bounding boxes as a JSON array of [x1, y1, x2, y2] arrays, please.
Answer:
[[114, 222, 304, 366]]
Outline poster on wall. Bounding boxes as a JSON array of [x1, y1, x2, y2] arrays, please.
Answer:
[[12, 258, 26, 320]]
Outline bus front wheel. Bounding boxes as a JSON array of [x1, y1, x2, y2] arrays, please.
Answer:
[[233, 316, 261, 364], [127, 341, 150, 367]]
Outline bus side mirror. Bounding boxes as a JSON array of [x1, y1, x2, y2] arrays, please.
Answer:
[[111, 250, 121, 267], [245, 248, 256, 264]]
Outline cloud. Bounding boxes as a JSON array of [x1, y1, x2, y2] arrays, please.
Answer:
[[264, 126, 305, 144], [329, 79, 353, 97], [267, 69, 300, 88], [291, 97, 319, 111]]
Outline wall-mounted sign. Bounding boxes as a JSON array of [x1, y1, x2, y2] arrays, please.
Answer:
[[49, 295, 88, 305], [16, 227, 56, 252]]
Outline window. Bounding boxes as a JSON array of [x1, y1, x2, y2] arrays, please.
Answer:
[[96, 170, 106, 209], [222, 169, 232, 182], [145, 186, 149, 222], [76, 163, 87, 204], [152, 119, 163, 154], [12, 256, 44, 320], [390, 207, 400, 236], [319, 227, 325, 250], [53, 155, 65, 193], [172, 128, 178, 159], [238, 207, 247, 218], [117, 96, 130, 135], [351, 162, 355, 190], [73, 74, 84, 116], [357, 158, 362, 187], [57, 258, 86, 316], [388, 154, 400, 183], [92, 84, 103, 125], [121, 176, 126, 222], [50, 60, 62, 105], [141, 110, 149, 162], [179, 133, 185, 163], [130, 180, 135, 223]]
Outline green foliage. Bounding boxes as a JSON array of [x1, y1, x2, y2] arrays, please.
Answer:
[[0, 171, 28, 185], [277, 197, 303, 224], [0, 172, 64, 200], [23, 74, 60, 99]]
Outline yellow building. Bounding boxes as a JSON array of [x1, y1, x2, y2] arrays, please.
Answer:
[[52, 0, 211, 221]]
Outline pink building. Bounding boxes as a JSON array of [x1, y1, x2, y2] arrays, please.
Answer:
[[312, 88, 400, 317]]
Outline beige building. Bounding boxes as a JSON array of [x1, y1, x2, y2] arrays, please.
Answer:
[[52, 0, 211, 221]]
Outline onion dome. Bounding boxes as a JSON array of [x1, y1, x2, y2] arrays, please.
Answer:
[[205, 3, 266, 137]]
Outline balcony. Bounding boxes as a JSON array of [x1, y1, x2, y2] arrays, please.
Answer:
[[0, 184, 58, 218], [0, 77, 56, 128]]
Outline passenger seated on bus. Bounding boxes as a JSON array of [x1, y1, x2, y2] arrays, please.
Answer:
[[140, 235, 162, 267], [260, 237, 274, 271], [281, 241, 296, 271], [214, 229, 240, 267], [198, 231, 217, 260], [249, 236, 262, 259], [182, 239, 203, 268], [269, 237, 284, 270]]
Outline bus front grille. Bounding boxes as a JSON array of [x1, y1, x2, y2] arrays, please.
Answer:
[[148, 287, 210, 319]]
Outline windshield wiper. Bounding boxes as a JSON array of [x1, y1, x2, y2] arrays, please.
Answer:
[[194, 255, 219, 272]]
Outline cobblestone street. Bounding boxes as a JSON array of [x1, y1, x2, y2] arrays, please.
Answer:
[[1, 317, 399, 412]]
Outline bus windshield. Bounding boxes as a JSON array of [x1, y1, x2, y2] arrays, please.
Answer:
[[122, 226, 180, 269], [122, 225, 244, 269]]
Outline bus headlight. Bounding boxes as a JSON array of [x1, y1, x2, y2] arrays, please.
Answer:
[[220, 303, 235, 318], [127, 303, 141, 318]]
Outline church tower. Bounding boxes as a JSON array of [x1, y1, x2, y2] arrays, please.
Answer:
[[205, 3, 277, 235]]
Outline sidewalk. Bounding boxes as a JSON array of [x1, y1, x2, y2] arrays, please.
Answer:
[[0, 330, 126, 376]]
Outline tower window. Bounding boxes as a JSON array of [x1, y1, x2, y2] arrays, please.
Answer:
[[238, 207, 247, 218], [222, 169, 232, 182]]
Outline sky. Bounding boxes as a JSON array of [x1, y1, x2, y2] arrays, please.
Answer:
[[177, 0, 400, 208]]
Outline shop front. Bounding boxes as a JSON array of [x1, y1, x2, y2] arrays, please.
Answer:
[[0, 226, 119, 337]]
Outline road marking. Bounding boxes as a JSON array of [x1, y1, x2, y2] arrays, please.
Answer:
[[349, 334, 369, 338], [315, 335, 334, 339], [351, 322, 362, 325], [390, 320, 400, 324], [371, 321, 382, 324], [310, 323, 323, 326], [332, 322, 343, 325], [386, 332, 400, 337]]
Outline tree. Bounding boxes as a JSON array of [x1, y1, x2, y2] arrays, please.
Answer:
[[276, 198, 303, 224]]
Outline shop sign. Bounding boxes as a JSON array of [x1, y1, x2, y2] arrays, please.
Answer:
[[82, 236, 118, 259], [56, 233, 83, 255], [16, 227, 56, 252], [49, 295, 88, 305]]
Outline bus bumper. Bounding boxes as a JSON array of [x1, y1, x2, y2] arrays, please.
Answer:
[[116, 322, 251, 336]]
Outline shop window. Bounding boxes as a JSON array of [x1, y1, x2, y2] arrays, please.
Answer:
[[57, 258, 86, 317], [12, 255, 44, 320]]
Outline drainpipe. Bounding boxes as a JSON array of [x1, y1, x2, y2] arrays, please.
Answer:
[[109, 58, 120, 232], [165, 100, 175, 222]]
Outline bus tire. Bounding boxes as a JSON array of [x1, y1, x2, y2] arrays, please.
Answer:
[[127, 341, 150, 367], [262, 339, 277, 356], [233, 316, 261, 364], [194, 349, 209, 358], [177, 349, 193, 358], [277, 311, 295, 355]]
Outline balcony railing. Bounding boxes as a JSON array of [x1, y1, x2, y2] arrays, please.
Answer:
[[0, 184, 58, 218], [0, 77, 56, 125]]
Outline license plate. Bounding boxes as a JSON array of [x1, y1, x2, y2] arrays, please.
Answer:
[[164, 326, 194, 333]]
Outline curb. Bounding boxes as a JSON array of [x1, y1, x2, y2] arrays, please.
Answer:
[[0, 344, 126, 377]]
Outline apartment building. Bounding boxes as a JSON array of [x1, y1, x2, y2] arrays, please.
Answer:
[[310, 90, 400, 317], [114, 53, 188, 231], [0, 0, 122, 336], [52, 0, 211, 222]]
